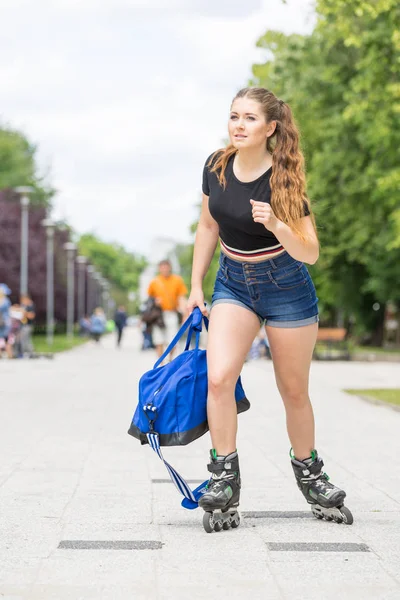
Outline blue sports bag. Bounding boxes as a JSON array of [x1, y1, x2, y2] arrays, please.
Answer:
[[128, 307, 250, 446], [128, 307, 250, 509]]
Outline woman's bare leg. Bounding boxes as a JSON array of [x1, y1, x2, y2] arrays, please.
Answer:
[[266, 322, 318, 459], [207, 303, 260, 455]]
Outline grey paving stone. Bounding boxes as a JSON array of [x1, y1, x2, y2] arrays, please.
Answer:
[[243, 510, 313, 519], [34, 552, 156, 588], [58, 540, 162, 550], [0, 328, 399, 599], [269, 554, 399, 600], [267, 541, 369, 551]]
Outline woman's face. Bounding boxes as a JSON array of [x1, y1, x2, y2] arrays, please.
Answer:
[[228, 97, 275, 150]]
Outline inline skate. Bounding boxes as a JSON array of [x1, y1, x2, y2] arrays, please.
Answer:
[[199, 450, 241, 533], [291, 449, 353, 524]]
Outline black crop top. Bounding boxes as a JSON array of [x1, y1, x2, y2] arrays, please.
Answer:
[[202, 153, 309, 254]]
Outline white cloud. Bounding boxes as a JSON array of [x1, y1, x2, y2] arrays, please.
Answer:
[[0, 0, 316, 256], [1, 0, 264, 17]]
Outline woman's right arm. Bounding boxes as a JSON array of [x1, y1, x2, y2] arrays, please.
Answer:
[[188, 193, 219, 314]]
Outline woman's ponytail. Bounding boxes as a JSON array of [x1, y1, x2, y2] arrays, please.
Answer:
[[269, 101, 315, 241]]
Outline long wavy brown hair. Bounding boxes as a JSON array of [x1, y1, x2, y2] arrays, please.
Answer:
[[209, 87, 316, 241]]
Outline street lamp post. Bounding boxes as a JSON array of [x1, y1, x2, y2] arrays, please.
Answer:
[[76, 256, 87, 320], [15, 186, 33, 296], [64, 242, 76, 339], [103, 281, 111, 318], [93, 272, 101, 308], [99, 277, 107, 312], [86, 265, 95, 315], [41, 219, 55, 346]]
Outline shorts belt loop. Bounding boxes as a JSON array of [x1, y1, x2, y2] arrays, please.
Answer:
[[270, 258, 277, 269]]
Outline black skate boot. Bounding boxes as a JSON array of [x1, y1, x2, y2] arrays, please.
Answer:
[[199, 450, 241, 533], [291, 449, 353, 524]]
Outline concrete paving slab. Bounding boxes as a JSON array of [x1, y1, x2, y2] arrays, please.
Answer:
[[1, 328, 400, 598], [270, 555, 399, 600], [33, 552, 156, 588]]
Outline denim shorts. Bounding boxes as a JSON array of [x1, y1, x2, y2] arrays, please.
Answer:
[[211, 251, 319, 328]]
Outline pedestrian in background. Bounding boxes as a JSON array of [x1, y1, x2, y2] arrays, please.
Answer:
[[90, 307, 106, 343], [20, 294, 35, 357], [0, 284, 12, 359], [79, 314, 91, 337], [147, 259, 188, 360], [114, 305, 127, 348], [9, 303, 25, 358], [139, 297, 161, 351]]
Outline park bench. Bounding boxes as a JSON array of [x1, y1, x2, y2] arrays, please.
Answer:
[[314, 327, 351, 361], [29, 352, 54, 360]]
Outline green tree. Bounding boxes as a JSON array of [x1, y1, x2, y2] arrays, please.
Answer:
[[250, 0, 400, 341], [0, 124, 55, 206], [78, 233, 147, 295]]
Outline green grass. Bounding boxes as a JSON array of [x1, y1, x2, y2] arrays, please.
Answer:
[[345, 389, 400, 407], [353, 345, 400, 355], [315, 343, 400, 355], [33, 334, 89, 354]]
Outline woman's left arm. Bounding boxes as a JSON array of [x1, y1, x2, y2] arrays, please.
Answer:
[[272, 217, 319, 264], [250, 199, 319, 265]]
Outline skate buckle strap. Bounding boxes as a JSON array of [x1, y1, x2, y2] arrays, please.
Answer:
[[146, 432, 208, 510], [207, 460, 233, 474], [298, 457, 324, 477]]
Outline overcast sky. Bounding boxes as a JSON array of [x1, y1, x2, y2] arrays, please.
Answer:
[[1, 0, 315, 256]]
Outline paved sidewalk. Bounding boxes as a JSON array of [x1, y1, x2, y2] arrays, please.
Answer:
[[0, 328, 400, 600]]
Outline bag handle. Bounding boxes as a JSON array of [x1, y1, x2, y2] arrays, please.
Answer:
[[184, 312, 209, 351], [147, 432, 208, 510], [153, 307, 205, 369]]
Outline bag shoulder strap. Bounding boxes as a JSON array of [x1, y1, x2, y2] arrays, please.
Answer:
[[153, 312, 193, 368], [147, 432, 208, 510]]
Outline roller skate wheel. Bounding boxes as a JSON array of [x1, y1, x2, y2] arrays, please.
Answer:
[[222, 521, 230, 530], [214, 520, 223, 532], [311, 506, 323, 520], [202, 511, 214, 533], [333, 516, 342, 524], [324, 515, 333, 521], [230, 513, 240, 529], [340, 506, 354, 525]]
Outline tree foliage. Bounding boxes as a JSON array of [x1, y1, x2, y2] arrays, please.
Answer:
[[177, 1, 399, 341], [77, 233, 147, 293], [0, 191, 70, 325], [0, 125, 55, 206], [249, 0, 400, 339], [0, 121, 147, 321]]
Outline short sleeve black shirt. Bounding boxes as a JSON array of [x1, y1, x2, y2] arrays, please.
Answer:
[[202, 152, 309, 252]]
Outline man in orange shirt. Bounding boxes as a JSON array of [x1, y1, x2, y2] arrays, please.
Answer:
[[147, 259, 188, 359]]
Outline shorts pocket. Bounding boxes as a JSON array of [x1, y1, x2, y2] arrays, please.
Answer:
[[216, 267, 228, 285], [228, 270, 246, 283], [269, 264, 306, 290]]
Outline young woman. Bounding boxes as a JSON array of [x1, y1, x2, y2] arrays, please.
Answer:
[[187, 87, 352, 528], [0, 284, 12, 359]]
